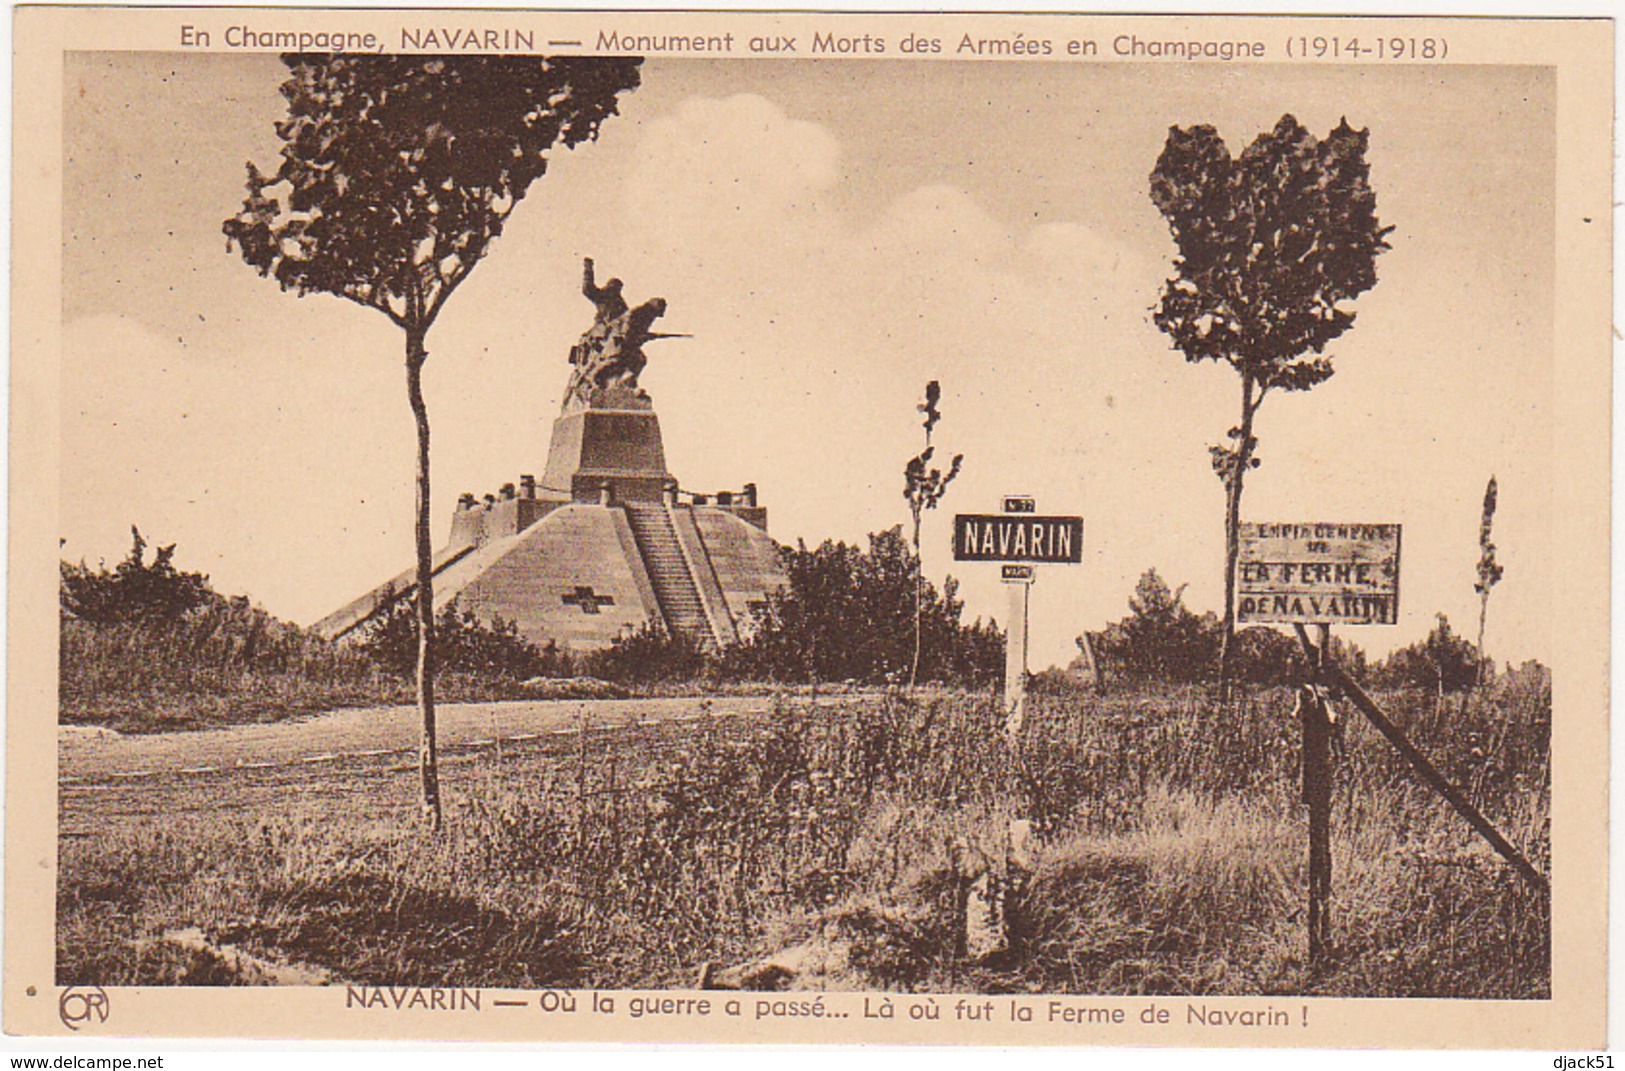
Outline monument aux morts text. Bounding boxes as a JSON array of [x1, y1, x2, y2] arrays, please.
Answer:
[[315, 260, 788, 653]]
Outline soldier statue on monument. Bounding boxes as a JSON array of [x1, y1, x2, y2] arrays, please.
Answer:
[[564, 258, 680, 411]]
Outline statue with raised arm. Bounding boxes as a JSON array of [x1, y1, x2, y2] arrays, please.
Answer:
[[581, 257, 628, 324], [564, 258, 682, 412]]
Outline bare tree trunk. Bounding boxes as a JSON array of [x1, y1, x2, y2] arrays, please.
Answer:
[[1077, 630, 1102, 693], [1474, 592, 1490, 691], [909, 509, 923, 688], [406, 327, 442, 832], [1218, 470, 1243, 699], [1218, 373, 1258, 701]]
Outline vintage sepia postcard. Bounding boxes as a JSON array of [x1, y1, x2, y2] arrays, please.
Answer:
[[5, 7, 1612, 1050]]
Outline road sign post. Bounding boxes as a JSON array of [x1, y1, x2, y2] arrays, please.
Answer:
[[955, 498, 1082, 738], [1004, 574, 1030, 735], [949, 497, 1082, 962]]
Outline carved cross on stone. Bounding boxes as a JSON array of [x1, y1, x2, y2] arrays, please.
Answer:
[[562, 586, 615, 615]]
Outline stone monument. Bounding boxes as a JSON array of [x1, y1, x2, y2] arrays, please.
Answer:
[[315, 261, 787, 655], [543, 259, 682, 504]]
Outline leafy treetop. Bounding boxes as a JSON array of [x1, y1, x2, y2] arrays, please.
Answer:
[[223, 55, 643, 331], [1476, 475, 1504, 596], [904, 381, 962, 518], [1149, 114, 1392, 393]]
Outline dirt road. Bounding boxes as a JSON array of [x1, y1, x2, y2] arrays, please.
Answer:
[[58, 693, 880, 838], [59, 695, 794, 783]]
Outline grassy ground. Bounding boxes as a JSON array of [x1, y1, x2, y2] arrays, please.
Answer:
[[58, 676, 1550, 996], [58, 615, 596, 733], [59, 616, 829, 734]]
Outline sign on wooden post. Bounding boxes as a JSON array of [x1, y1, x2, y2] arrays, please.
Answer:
[[1238, 522, 1400, 624], [1260, 522, 1541, 972], [954, 499, 1083, 737], [1244, 521, 1399, 971]]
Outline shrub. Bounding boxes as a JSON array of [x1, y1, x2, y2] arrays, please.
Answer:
[[61, 527, 213, 627], [1373, 614, 1487, 694], [60, 600, 386, 730], [356, 596, 570, 682], [1093, 569, 1220, 684], [1084, 572, 1370, 688], [722, 527, 1003, 687], [579, 623, 712, 685], [1227, 625, 1299, 684]]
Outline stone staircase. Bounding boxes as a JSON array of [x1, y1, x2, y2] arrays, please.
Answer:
[[623, 502, 716, 650]]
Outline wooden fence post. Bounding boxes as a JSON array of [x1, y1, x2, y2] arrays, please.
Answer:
[[1296, 623, 1335, 967]]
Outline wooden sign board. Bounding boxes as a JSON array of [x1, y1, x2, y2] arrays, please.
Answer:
[[1238, 522, 1400, 625], [1001, 564, 1035, 583], [953, 514, 1084, 563]]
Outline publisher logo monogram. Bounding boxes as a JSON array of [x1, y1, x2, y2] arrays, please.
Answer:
[[59, 986, 109, 1030]]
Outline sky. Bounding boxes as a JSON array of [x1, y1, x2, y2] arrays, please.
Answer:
[[60, 53, 1555, 670]]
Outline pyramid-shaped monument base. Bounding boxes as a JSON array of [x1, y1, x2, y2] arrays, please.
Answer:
[[316, 390, 786, 655]]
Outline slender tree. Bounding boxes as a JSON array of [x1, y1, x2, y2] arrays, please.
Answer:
[[1474, 475, 1505, 688], [904, 381, 962, 686], [1149, 115, 1392, 694], [225, 55, 641, 829]]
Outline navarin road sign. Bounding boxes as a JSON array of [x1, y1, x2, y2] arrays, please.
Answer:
[[953, 514, 1083, 563], [956, 498, 1083, 740]]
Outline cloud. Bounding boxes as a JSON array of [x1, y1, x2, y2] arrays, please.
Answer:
[[1024, 221, 1131, 281], [625, 93, 841, 246], [862, 184, 1009, 260]]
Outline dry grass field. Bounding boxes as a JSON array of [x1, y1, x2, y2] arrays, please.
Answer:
[[57, 674, 1549, 996]]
